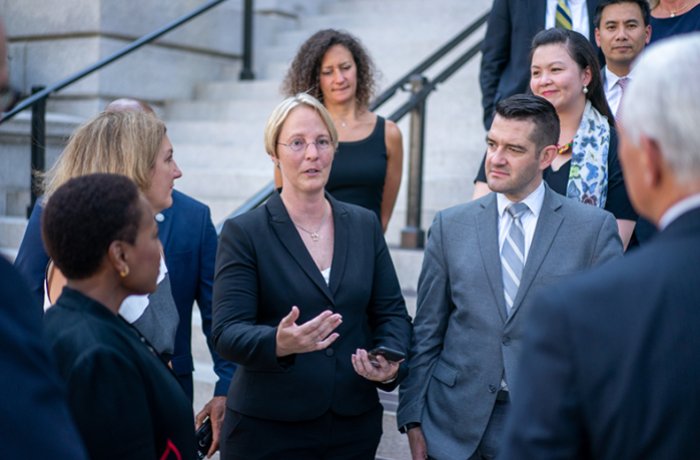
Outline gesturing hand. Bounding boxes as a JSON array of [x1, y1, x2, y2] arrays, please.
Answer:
[[276, 306, 342, 357]]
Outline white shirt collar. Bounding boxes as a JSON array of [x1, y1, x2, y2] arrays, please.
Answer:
[[604, 65, 636, 91], [658, 193, 700, 230], [497, 181, 546, 219]]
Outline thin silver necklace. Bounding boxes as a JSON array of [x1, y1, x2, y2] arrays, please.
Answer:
[[293, 205, 328, 242]]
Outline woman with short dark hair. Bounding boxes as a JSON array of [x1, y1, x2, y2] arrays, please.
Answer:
[[42, 173, 195, 460]]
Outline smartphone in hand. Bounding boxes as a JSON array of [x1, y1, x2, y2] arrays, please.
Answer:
[[195, 416, 213, 459], [368, 346, 406, 366]]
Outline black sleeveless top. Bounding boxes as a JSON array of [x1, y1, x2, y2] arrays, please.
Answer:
[[326, 116, 387, 221]]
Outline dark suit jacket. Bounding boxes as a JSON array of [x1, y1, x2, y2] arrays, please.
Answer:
[[0, 258, 88, 459], [13, 190, 234, 398], [212, 192, 412, 422], [44, 287, 196, 460], [480, 0, 600, 129], [502, 207, 700, 459]]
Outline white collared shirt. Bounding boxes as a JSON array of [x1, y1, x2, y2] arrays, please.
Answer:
[[658, 193, 700, 230], [120, 254, 168, 323], [497, 181, 546, 262], [546, 0, 590, 38], [603, 66, 635, 116]]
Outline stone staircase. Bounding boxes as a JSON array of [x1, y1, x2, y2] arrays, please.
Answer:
[[2, 2, 491, 458], [163, 0, 491, 247]]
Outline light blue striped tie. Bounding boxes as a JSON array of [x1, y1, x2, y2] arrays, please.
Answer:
[[555, 0, 573, 30], [501, 202, 529, 313]]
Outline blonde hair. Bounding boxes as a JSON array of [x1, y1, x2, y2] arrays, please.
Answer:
[[43, 111, 166, 199], [263, 93, 338, 159]]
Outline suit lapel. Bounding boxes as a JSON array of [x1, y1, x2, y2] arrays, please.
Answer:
[[507, 187, 564, 322], [587, 0, 598, 41], [477, 194, 508, 322], [328, 197, 349, 297], [267, 193, 334, 303], [530, 0, 547, 34], [156, 207, 174, 254]]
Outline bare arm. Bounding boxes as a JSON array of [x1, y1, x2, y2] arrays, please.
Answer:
[[472, 181, 492, 200], [380, 119, 404, 232]]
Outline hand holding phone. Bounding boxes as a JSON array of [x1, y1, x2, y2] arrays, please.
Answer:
[[195, 416, 213, 460], [368, 346, 406, 366]]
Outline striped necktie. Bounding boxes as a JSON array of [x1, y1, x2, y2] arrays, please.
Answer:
[[616, 77, 630, 116], [555, 0, 573, 30], [501, 202, 529, 313]]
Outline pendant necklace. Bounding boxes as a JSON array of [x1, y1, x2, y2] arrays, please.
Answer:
[[293, 205, 328, 242]]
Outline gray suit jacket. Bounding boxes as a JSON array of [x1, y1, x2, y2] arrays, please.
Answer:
[[397, 186, 622, 460]]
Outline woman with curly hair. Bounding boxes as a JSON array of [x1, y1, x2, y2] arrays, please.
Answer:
[[280, 29, 403, 233]]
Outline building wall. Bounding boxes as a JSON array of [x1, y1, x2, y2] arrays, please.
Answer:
[[0, 0, 329, 215]]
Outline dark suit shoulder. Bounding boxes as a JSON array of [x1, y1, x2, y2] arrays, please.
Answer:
[[171, 189, 209, 214]]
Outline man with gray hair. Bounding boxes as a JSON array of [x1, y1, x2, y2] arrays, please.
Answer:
[[502, 32, 700, 459]]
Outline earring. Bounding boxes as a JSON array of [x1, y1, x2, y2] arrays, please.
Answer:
[[582, 86, 589, 94], [120, 266, 130, 278]]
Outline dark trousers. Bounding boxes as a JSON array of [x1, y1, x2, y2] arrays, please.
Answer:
[[220, 404, 383, 460]]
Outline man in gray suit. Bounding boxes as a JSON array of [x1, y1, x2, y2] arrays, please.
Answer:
[[397, 94, 623, 460]]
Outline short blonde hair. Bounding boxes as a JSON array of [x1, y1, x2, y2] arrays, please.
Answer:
[[42, 111, 166, 199], [263, 93, 338, 159]]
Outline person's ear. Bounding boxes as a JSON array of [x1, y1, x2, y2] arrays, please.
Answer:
[[539, 144, 557, 170], [582, 65, 593, 88], [645, 25, 652, 45], [639, 135, 664, 189], [595, 27, 602, 47], [107, 241, 129, 278]]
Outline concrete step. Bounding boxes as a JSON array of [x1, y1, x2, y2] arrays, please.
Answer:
[[0, 248, 18, 262], [193, 79, 283, 102], [173, 143, 272, 170], [0, 216, 28, 250], [175, 168, 271, 201], [164, 98, 280, 122], [166, 120, 268, 145]]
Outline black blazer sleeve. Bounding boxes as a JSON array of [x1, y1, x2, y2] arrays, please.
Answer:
[[480, 0, 513, 129], [211, 196, 411, 420]]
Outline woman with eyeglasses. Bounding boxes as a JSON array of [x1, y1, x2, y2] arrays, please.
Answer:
[[212, 93, 411, 459], [280, 29, 404, 234]]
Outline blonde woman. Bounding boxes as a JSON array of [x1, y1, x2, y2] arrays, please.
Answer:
[[15, 111, 181, 356], [213, 93, 411, 459]]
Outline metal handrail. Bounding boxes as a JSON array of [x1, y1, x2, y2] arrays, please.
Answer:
[[1, 0, 233, 124], [369, 11, 489, 112], [222, 11, 489, 228]]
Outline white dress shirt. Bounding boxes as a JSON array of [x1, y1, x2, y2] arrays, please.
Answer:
[[546, 0, 590, 38], [603, 66, 635, 116], [659, 193, 700, 230], [497, 181, 546, 263]]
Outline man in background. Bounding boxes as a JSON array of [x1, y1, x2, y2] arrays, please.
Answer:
[[595, 0, 651, 116], [480, 0, 601, 130]]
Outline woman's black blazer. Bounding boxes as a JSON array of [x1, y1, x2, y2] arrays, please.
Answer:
[[212, 192, 412, 421]]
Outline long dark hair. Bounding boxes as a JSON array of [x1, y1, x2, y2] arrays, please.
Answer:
[[282, 29, 377, 109], [530, 28, 614, 123]]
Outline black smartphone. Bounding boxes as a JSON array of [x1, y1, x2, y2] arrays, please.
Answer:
[[195, 416, 213, 459], [369, 346, 406, 363]]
